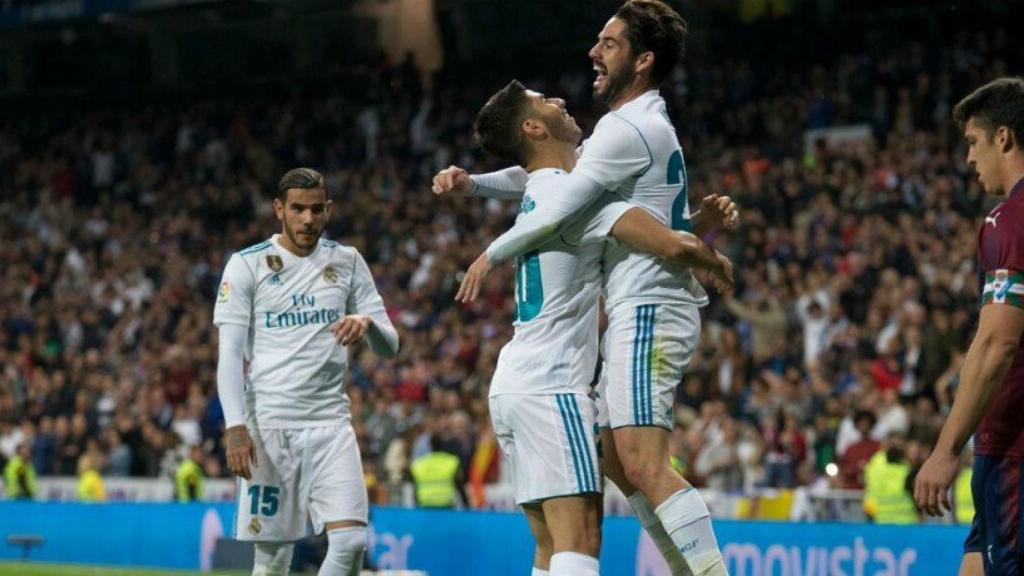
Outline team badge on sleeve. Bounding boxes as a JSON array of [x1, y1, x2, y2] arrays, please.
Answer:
[[217, 281, 231, 303], [982, 269, 1024, 309], [266, 254, 284, 273]]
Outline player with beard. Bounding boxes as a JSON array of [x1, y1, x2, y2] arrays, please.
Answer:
[[215, 168, 399, 576], [434, 1, 732, 574], [915, 78, 1024, 576], [471, 80, 731, 576]]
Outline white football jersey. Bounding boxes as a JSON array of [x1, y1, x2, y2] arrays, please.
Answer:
[[574, 90, 709, 312], [491, 168, 631, 397], [213, 235, 388, 428]]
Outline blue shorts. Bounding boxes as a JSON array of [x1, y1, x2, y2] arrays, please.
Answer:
[[964, 455, 1024, 575]]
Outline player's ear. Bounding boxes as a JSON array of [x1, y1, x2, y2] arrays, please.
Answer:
[[522, 117, 546, 140], [634, 51, 654, 76], [999, 126, 1017, 154], [273, 198, 285, 221], [325, 199, 334, 219]]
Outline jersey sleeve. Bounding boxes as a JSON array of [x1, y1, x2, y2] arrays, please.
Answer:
[[573, 113, 653, 191], [469, 166, 529, 200], [562, 191, 633, 245], [484, 171, 605, 262], [346, 249, 400, 356], [213, 253, 256, 327], [980, 214, 1024, 310]]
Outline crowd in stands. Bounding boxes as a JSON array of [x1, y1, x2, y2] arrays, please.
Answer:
[[0, 12, 1020, 508]]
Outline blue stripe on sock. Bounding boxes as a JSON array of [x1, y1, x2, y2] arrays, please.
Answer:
[[568, 395, 597, 492], [557, 394, 585, 494]]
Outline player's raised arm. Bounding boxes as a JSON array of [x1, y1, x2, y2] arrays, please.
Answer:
[[484, 170, 606, 262], [334, 249, 399, 357], [213, 253, 258, 480], [431, 164, 529, 200], [915, 302, 1024, 516]]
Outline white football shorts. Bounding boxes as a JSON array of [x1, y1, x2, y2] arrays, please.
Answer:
[[234, 424, 367, 542], [596, 303, 701, 430], [490, 393, 602, 505]]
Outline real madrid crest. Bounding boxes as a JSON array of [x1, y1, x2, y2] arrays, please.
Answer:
[[266, 254, 284, 273], [248, 517, 262, 535], [323, 265, 338, 284]]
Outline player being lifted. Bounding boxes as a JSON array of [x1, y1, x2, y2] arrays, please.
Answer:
[[434, 1, 733, 574], [915, 78, 1024, 576], [469, 80, 732, 576], [215, 168, 399, 576]]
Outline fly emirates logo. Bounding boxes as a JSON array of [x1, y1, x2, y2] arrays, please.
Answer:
[[264, 293, 341, 329]]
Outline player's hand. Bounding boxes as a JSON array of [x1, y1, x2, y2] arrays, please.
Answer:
[[432, 165, 474, 196], [332, 315, 373, 346], [225, 425, 257, 480], [697, 194, 740, 231], [914, 449, 959, 517], [710, 251, 734, 294], [455, 253, 493, 303]]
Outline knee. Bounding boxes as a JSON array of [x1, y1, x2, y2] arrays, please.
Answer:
[[253, 542, 294, 576], [326, 526, 367, 555], [621, 455, 661, 492]]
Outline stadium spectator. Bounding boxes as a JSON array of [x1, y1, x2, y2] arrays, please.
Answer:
[[3, 443, 37, 500], [175, 445, 205, 503]]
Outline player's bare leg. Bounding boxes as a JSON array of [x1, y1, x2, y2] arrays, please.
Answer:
[[614, 426, 726, 575], [540, 493, 602, 576], [959, 552, 982, 576], [601, 428, 691, 575], [317, 519, 367, 576], [524, 504, 554, 575]]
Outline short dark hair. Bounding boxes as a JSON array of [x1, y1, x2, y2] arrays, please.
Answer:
[[952, 77, 1024, 144], [474, 80, 531, 167], [614, 0, 688, 86], [277, 167, 326, 200]]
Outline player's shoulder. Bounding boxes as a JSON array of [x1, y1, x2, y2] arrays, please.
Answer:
[[235, 238, 274, 258], [318, 237, 362, 266]]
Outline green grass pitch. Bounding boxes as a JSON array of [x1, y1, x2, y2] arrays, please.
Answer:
[[0, 563, 251, 576]]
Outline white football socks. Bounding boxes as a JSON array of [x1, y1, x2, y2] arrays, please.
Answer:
[[550, 551, 599, 576], [317, 527, 367, 576], [629, 491, 693, 575], [655, 488, 727, 575]]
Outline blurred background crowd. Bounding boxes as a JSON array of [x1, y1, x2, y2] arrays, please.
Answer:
[[0, 0, 1021, 511]]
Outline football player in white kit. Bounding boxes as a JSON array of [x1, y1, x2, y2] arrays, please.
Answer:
[[214, 168, 399, 576], [433, 2, 733, 574], [462, 80, 732, 576]]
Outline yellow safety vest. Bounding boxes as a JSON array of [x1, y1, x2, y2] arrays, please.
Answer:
[[955, 467, 974, 524], [77, 470, 106, 502], [175, 459, 205, 502], [864, 456, 917, 524], [411, 452, 460, 508], [3, 455, 37, 499]]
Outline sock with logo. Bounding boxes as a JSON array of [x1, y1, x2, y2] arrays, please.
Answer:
[[629, 491, 692, 575], [655, 488, 727, 575]]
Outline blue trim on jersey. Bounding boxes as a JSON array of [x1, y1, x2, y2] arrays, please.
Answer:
[[609, 112, 654, 177], [238, 240, 272, 256], [319, 239, 339, 248], [557, 394, 587, 493], [567, 394, 598, 491]]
